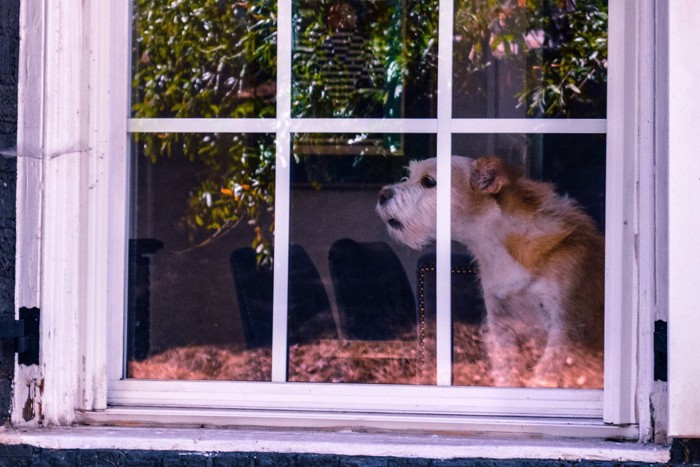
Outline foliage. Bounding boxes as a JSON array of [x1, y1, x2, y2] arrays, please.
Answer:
[[132, 0, 277, 264], [454, 0, 607, 118], [520, 1, 608, 117]]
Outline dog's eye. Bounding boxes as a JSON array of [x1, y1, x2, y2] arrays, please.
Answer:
[[421, 175, 437, 188]]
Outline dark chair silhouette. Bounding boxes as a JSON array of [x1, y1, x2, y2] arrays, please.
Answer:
[[126, 238, 164, 361], [230, 247, 274, 349], [416, 252, 486, 379], [230, 245, 337, 349], [328, 239, 416, 340], [287, 244, 338, 344], [416, 252, 486, 327]]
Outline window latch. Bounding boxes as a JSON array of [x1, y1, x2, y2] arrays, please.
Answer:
[[0, 307, 39, 365], [654, 320, 667, 382]]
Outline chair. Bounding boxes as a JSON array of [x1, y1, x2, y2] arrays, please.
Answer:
[[416, 252, 486, 327], [230, 244, 337, 349], [230, 247, 274, 349], [328, 239, 416, 340], [415, 252, 486, 379]]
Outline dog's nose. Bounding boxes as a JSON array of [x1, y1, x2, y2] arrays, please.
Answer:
[[378, 188, 394, 206]]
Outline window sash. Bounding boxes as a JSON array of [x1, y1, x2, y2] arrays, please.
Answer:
[[123, 0, 609, 388], [127, 118, 606, 134]]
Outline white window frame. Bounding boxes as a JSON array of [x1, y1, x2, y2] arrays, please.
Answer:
[[11, 0, 675, 443]]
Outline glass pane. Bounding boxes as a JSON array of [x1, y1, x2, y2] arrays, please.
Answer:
[[450, 133, 605, 388], [127, 133, 276, 381], [292, 0, 438, 118], [288, 133, 437, 384], [131, 1, 277, 118], [453, 0, 607, 118]]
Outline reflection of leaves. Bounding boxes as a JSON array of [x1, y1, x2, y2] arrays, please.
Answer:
[[132, 0, 606, 266], [518, 2, 608, 117], [133, 0, 439, 266], [454, 0, 607, 118], [180, 135, 275, 250], [133, 0, 277, 264]]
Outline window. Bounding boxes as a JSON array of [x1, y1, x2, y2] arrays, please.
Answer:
[[115, 0, 620, 424], [13, 0, 672, 441], [125, 0, 609, 390]]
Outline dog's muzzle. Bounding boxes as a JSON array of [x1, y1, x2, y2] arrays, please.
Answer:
[[377, 188, 404, 230]]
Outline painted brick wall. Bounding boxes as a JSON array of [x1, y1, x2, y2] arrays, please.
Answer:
[[0, 0, 19, 424], [0, 445, 673, 467]]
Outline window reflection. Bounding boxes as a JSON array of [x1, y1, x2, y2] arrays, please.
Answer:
[[292, 0, 438, 119], [131, 1, 277, 119], [453, 0, 608, 118], [126, 1, 607, 389], [288, 134, 435, 384], [127, 133, 275, 382]]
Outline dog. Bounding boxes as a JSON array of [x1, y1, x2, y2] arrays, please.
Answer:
[[376, 156, 604, 387]]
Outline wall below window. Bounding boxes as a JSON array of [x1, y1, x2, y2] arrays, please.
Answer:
[[0, 0, 19, 425], [0, 444, 675, 466]]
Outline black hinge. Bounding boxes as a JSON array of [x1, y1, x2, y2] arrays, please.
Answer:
[[654, 319, 667, 382], [0, 307, 39, 365]]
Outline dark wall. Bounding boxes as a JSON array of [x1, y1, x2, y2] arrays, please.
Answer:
[[0, 0, 19, 424], [0, 445, 673, 467]]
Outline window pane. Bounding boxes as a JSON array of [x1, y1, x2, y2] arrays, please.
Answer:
[[288, 133, 437, 384], [450, 133, 605, 388], [292, 0, 438, 118], [453, 0, 607, 118], [131, 1, 277, 118], [127, 133, 276, 381]]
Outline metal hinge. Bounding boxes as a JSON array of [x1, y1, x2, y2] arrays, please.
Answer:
[[654, 320, 667, 382], [0, 307, 39, 365]]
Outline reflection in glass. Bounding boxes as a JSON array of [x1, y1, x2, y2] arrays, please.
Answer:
[[292, 0, 438, 119], [453, 0, 607, 118], [127, 133, 275, 381], [288, 134, 436, 384], [131, 1, 277, 118], [450, 134, 606, 388]]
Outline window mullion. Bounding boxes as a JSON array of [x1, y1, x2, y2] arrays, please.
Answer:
[[435, 0, 454, 386], [270, 0, 293, 383]]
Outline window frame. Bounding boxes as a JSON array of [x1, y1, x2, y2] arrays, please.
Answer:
[[12, 0, 665, 441]]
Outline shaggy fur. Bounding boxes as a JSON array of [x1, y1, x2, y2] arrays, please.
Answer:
[[376, 156, 604, 387]]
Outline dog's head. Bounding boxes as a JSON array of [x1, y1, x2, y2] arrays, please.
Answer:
[[376, 156, 526, 249]]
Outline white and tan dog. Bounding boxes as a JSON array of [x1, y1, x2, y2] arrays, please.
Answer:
[[376, 156, 604, 386]]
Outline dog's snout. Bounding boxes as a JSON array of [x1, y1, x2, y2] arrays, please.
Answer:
[[378, 188, 394, 206]]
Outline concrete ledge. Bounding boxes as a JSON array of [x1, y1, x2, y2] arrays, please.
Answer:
[[0, 426, 670, 463]]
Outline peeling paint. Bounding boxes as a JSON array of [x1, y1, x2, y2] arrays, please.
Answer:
[[13, 364, 43, 426]]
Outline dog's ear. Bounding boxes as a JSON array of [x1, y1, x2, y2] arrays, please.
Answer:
[[470, 156, 518, 194]]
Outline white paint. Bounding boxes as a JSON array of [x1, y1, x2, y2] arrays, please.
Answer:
[[667, 0, 700, 438], [435, 0, 454, 387], [126, 118, 606, 135], [603, 0, 639, 426], [13, 0, 46, 427], [635, 0, 667, 443], [449, 118, 606, 134], [81, 1, 131, 412], [0, 426, 669, 462], [270, 0, 293, 383], [13, 0, 130, 424], [108, 379, 604, 418], [649, 0, 670, 444]]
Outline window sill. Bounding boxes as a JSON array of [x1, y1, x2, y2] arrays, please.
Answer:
[[0, 425, 669, 463]]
